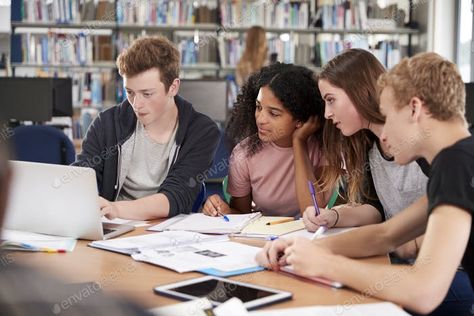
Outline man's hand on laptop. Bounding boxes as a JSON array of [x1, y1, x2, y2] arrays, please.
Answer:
[[99, 197, 119, 220]]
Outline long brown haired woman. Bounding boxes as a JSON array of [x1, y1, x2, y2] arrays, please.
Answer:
[[303, 49, 429, 260], [236, 26, 268, 87]]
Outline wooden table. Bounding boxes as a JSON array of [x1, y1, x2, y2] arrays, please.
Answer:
[[11, 226, 389, 310]]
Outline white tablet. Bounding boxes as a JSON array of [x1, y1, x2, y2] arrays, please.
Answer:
[[154, 276, 292, 310]]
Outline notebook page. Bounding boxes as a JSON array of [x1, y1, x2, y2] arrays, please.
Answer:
[[165, 213, 262, 234], [250, 302, 410, 316], [89, 231, 229, 254], [240, 217, 305, 236]]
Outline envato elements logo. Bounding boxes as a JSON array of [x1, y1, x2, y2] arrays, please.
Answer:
[[52, 282, 102, 314]]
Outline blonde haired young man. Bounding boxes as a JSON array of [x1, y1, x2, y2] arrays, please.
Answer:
[[74, 36, 219, 220], [257, 52, 474, 315]]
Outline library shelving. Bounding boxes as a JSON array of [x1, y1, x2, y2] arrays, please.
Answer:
[[10, 0, 420, 138]]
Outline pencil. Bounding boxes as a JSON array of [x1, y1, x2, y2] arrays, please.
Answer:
[[265, 218, 295, 226]]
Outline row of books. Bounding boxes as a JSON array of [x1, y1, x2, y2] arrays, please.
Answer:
[[20, 0, 116, 23], [318, 0, 368, 30], [314, 37, 402, 68], [17, 30, 402, 70], [116, 0, 218, 25], [218, 33, 315, 67], [19, 0, 309, 27], [219, 0, 310, 29], [18, 0, 407, 32], [177, 36, 219, 65], [19, 33, 113, 65]]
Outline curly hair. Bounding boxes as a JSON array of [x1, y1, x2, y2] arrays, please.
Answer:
[[226, 62, 325, 157], [378, 52, 466, 122]]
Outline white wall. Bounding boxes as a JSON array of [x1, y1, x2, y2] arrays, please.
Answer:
[[427, 0, 456, 61], [0, 4, 10, 33], [0, 4, 10, 59]]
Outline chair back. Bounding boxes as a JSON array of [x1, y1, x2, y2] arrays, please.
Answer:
[[11, 125, 75, 165]]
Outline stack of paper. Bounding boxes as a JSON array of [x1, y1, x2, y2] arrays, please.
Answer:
[[149, 298, 213, 316], [249, 302, 411, 315], [1, 229, 77, 252], [101, 216, 149, 227], [149, 298, 249, 316]]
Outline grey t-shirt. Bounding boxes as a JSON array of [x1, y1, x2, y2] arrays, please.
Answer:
[[368, 142, 428, 220], [118, 121, 178, 201]]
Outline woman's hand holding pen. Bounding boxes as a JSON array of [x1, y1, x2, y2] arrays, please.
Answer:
[[202, 194, 231, 217], [302, 206, 338, 232]]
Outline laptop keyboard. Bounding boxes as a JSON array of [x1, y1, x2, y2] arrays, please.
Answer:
[[103, 228, 115, 235]]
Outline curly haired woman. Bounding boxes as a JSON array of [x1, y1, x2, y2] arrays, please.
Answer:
[[203, 62, 333, 217]]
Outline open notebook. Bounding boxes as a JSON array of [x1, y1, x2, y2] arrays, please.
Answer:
[[237, 217, 305, 237], [89, 231, 263, 276], [148, 212, 263, 234], [89, 230, 228, 255]]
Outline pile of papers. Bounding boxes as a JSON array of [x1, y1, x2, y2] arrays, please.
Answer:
[[1, 229, 77, 252]]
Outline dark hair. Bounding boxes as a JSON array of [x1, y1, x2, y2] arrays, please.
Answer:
[[116, 36, 180, 92], [227, 62, 325, 156]]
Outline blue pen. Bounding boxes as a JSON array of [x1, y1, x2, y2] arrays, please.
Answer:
[[307, 180, 320, 216], [216, 209, 230, 222]]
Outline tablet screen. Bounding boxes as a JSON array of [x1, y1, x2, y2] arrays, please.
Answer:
[[170, 279, 275, 303]]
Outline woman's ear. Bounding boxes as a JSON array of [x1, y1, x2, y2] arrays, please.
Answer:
[[296, 121, 302, 128]]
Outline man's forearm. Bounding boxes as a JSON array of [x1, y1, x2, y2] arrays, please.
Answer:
[[323, 253, 435, 313], [320, 196, 429, 258], [334, 204, 382, 227], [316, 222, 393, 258], [115, 193, 170, 220]]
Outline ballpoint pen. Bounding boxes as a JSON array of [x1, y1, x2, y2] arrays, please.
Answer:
[[216, 209, 230, 222], [308, 180, 327, 240], [214, 199, 230, 222], [307, 180, 320, 216]]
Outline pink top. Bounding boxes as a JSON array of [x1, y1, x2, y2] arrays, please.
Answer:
[[227, 137, 324, 217]]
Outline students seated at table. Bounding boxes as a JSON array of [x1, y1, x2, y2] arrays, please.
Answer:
[[203, 63, 332, 217], [73, 36, 219, 220], [0, 127, 149, 316], [257, 52, 474, 316], [302, 49, 427, 259]]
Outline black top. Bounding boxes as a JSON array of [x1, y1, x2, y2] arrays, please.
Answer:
[[427, 135, 474, 286], [73, 95, 220, 217], [363, 166, 385, 221]]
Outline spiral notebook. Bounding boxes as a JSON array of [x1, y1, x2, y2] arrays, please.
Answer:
[[148, 212, 262, 234]]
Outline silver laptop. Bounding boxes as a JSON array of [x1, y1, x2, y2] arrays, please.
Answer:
[[4, 161, 134, 240]]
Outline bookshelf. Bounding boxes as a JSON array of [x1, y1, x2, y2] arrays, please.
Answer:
[[10, 0, 420, 138]]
